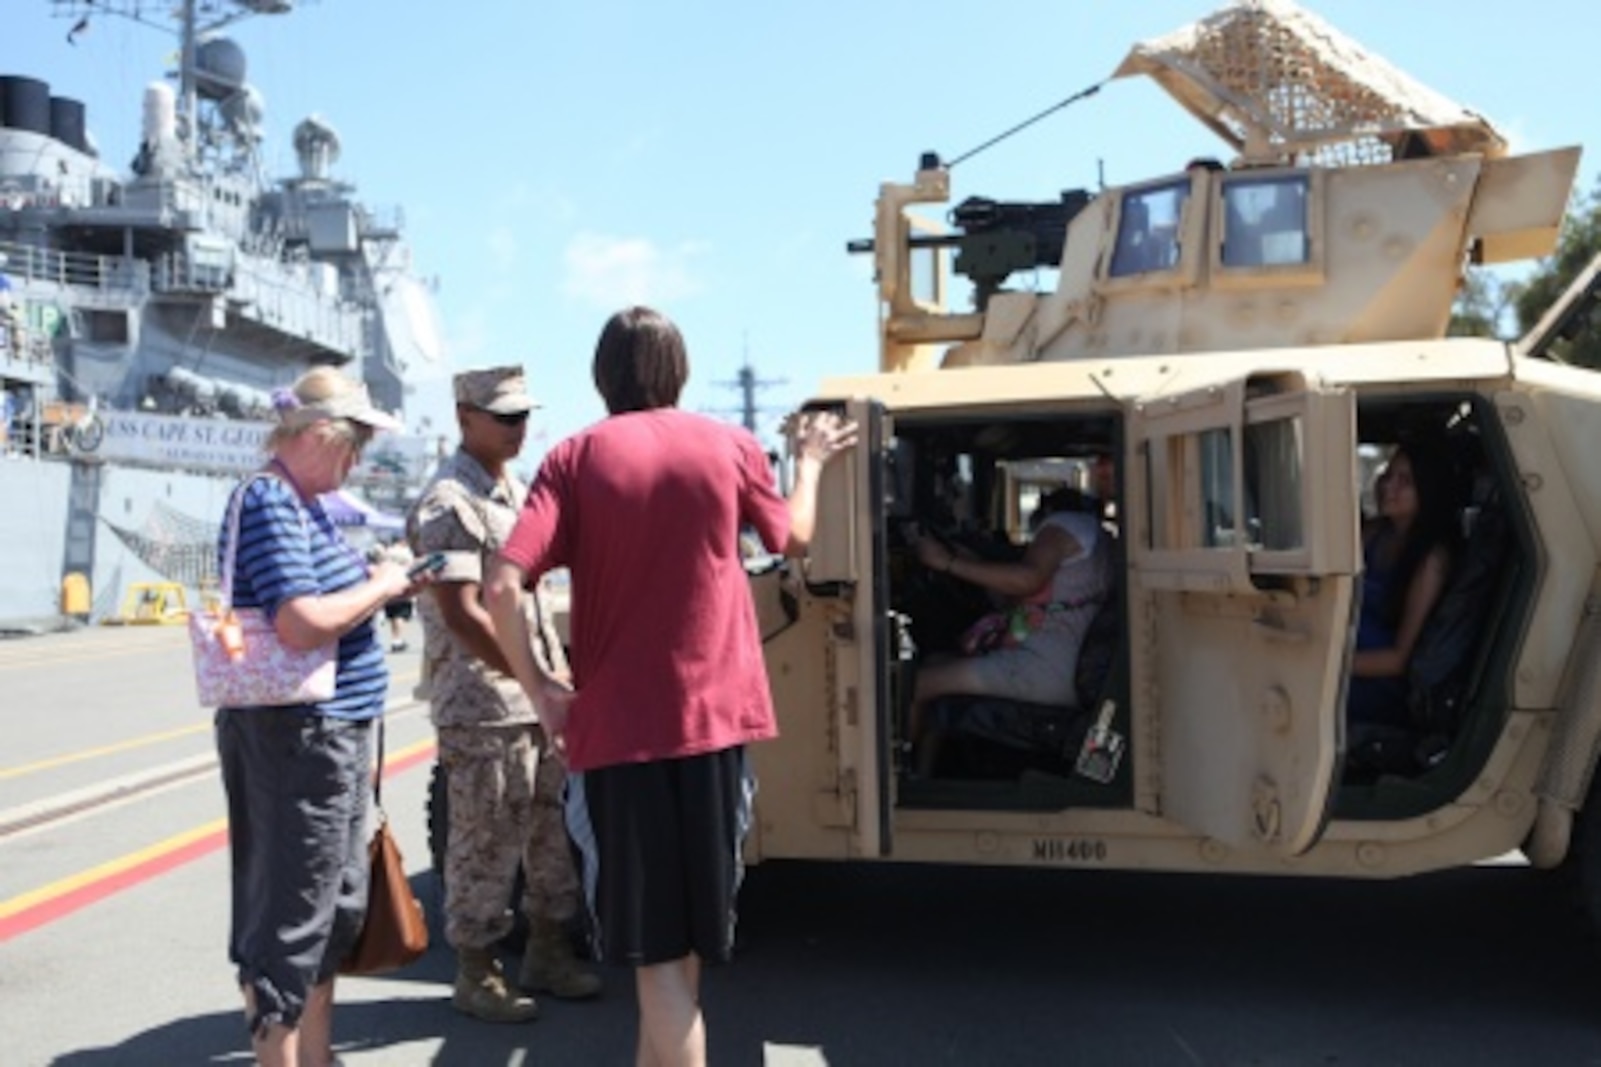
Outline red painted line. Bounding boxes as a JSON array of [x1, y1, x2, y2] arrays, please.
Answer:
[[0, 741, 436, 944], [383, 744, 435, 780], [0, 826, 227, 942]]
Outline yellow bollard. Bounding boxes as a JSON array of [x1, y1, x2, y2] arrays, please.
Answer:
[[60, 572, 90, 618]]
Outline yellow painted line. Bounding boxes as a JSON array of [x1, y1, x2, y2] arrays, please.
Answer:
[[0, 670, 420, 781], [0, 735, 437, 940], [0, 818, 227, 920], [0, 722, 212, 780]]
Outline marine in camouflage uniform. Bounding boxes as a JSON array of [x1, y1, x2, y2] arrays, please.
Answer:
[[408, 366, 600, 1024]]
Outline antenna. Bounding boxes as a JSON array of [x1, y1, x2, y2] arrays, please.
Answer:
[[712, 334, 787, 438], [49, 0, 300, 22], [943, 81, 1104, 170], [50, 1, 297, 150]]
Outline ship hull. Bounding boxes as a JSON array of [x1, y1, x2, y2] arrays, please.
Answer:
[[0, 459, 238, 628]]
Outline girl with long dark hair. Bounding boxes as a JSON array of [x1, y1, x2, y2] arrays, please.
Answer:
[[1348, 442, 1459, 727]]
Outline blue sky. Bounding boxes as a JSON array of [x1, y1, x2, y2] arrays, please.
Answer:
[[5, 0, 1598, 470]]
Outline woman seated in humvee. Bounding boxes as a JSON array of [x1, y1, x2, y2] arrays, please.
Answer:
[[1348, 442, 1459, 731], [901, 485, 1114, 775]]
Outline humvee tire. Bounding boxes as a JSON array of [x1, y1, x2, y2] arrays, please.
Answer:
[[1570, 775, 1601, 937]]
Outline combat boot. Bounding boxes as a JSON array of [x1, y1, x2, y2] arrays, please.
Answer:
[[453, 946, 539, 1023], [519, 917, 603, 999]]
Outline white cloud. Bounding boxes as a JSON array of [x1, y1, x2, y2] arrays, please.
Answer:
[[560, 232, 706, 310]]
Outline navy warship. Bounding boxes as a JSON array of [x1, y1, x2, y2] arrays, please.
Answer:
[[0, 1, 443, 627]]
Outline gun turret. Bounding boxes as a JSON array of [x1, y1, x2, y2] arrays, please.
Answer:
[[948, 192, 1092, 306], [847, 184, 1094, 310], [854, 0, 1581, 377]]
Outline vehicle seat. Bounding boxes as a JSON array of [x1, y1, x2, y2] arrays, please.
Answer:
[[1406, 487, 1511, 738], [923, 694, 1096, 778], [923, 586, 1125, 779], [1073, 593, 1122, 709], [1346, 482, 1511, 777]]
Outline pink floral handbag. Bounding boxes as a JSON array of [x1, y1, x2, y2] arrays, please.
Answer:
[[188, 475, 337, 708]]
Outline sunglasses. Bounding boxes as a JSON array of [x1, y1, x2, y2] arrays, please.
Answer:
[[478, 408, 530, 427]]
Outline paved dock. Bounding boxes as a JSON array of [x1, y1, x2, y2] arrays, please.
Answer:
[[5, 626, 1601, 1065]]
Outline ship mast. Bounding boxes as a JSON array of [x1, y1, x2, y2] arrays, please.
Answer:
[[714, 336, 787, 437], [50, 0, 292, 164], [178, 0, 199, 155]]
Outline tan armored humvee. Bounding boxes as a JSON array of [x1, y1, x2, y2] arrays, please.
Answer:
[[747, 0, 1601, 924]]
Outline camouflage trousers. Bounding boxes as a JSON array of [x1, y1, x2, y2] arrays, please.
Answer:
[[437, 723, 579, 951]]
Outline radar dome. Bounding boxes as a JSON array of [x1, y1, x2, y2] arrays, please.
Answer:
[[195, 38, 247, 99], [293, 115, 341, 180]]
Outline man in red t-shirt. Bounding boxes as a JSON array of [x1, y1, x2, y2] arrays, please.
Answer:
[[486, 306, 855, 1067]]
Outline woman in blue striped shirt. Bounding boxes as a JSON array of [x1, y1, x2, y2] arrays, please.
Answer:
[[215, 367, 423, 1067]]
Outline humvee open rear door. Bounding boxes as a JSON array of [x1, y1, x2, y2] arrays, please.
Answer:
[[805, 398, 894, 858], [1128, 372, 1359, 856]]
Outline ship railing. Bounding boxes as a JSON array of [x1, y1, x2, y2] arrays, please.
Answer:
[[0, 328, 55, 368], [237, 260, 366, 355], [119, 177, 211, 218], [1, 391, 73, 460], [153, 251, 231, 294], [0, 328, 50, 372], [358, 204, 404, 240], [153, 250, 366, 356], [0, 239, 149, 297]]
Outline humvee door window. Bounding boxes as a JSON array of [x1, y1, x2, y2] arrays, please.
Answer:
[[1245, 417, 1304, 551], [1199, 428, 1237, 547], [1221, 176, 1310, 268], [1110, 180, 1190, 277], [1143, 427, 1238, 553], [1160, 422, 1307, 552]]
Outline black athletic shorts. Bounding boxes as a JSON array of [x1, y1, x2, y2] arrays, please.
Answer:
[[565, 747, 754, 967], [383, 598, 414, 621]]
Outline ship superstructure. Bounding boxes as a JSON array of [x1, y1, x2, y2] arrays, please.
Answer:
[[0, 0, 445, 625]]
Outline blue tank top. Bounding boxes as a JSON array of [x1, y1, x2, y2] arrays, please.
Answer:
[[1355, 537, 1398, 652]]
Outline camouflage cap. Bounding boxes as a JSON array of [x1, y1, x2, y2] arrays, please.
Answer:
[[454, 366, 539, 415]]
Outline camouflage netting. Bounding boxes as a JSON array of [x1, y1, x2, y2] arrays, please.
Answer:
[[102, 500, 220, 589], [1113, 0, 1507, 167]]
